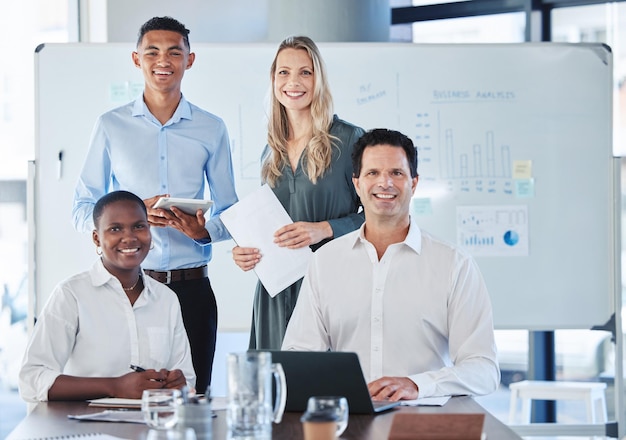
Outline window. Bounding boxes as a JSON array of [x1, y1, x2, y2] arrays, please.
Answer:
[[411, 13, 526, 43], [553, 3, 626, 157], [0, 1, 69, 437]]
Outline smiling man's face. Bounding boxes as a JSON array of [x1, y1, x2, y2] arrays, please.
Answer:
[[353, 144, 418, 225], [132, 29, 194, 97]]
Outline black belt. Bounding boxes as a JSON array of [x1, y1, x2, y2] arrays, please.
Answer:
[[145, 266, 208, 284]]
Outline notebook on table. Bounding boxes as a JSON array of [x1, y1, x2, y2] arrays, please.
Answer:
[[262, 350, 401, 414]]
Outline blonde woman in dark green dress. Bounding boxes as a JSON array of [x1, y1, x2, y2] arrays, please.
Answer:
[[232, 36, 365, 349]]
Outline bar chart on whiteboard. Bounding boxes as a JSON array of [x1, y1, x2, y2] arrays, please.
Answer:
[[408, 102, 528, 258], [456, 205, 528, 257], [411, 106, 518, 199]]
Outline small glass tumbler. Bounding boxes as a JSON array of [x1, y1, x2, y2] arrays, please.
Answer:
[[142, 388, 182, 430]]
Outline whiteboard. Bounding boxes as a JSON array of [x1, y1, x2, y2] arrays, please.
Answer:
[[32, 42, 619, 331]]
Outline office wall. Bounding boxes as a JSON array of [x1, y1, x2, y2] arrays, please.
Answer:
[[95, 0, 391, 44]]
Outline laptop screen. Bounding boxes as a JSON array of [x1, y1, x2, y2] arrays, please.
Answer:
[[261, 350, 400, 414]]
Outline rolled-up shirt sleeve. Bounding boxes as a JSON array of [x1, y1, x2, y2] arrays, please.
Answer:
[[203, 121, 238, 243], [19, 288, 78, 402]]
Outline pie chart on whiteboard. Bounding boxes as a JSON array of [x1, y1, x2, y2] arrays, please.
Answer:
[[503, 230, 519, 246]]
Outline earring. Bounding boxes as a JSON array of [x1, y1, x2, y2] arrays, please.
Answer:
[[96, 246, 102, 256], [149, 241, 155, 250]]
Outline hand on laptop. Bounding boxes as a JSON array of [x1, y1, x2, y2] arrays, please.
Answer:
[[368, 376, 419, 401]]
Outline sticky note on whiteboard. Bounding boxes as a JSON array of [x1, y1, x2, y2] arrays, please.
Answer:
[[513, 160, 532, 179], [411, 198, 433, 216], [515, 179, 535, 198], [109, 82, 129, 102]]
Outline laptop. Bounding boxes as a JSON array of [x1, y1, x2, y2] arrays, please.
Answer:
[[263, 350, 401, 414]]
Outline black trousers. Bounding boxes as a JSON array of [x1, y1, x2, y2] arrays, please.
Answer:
[[167, 277, 217, 395]]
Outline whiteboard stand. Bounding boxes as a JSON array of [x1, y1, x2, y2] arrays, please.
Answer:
[[26, 160, 36, 333], [607, 157, 623, 438]]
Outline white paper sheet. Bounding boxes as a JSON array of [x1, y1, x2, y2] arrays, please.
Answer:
[[399, 396, 451, 406], [220, 185, 312, 297], [68, 409, 145, 423], [87, 397, 142, 408]]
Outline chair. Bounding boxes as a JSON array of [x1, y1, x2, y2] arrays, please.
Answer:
[[508, 380, 607, 425]]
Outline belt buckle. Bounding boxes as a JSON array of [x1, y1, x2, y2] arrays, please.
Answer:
[[166, 271, 172, 284]]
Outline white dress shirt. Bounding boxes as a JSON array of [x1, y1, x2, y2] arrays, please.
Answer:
[[282, 218, 500, 398], [19, 259, 195, 402]]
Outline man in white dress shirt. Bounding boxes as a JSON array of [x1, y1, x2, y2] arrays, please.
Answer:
[[282, 128, 500, 401]]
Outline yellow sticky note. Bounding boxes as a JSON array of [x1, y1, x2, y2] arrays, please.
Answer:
[[513, 160, 532, 179]]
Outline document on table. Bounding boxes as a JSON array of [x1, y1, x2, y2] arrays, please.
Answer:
[[29, 433, 129, 440], [68, 409, 145, 424], [220, 185, 312, 297], [399, 396, 451, 406], [87, 397, 142, 408]]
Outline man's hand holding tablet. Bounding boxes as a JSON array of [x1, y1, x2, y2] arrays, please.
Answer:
[[153, 197, 213, 216]]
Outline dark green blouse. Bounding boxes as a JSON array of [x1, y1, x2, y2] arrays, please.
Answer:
[[249, 115, 365, 349]]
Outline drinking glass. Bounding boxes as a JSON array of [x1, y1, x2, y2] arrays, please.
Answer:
[[304, 396, 349, 437], [142, 388, 182, 430], [226, 351, 286, 439]]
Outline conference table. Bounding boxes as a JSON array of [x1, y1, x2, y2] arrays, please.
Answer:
[[7, 396, 522, 439]]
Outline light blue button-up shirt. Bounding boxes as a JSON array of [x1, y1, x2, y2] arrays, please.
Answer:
[[72, 95, 238, 271]]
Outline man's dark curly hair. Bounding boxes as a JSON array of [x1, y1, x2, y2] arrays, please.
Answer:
[[137, 16, 190, 50]]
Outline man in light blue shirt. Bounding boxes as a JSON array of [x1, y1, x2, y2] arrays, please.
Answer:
[[72, 16, 238, 393]]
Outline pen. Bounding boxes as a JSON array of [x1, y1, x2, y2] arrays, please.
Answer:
[[131, 364, 165, 382]]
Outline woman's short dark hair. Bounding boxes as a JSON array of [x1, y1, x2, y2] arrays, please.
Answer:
[[93, 191, 147, 229]]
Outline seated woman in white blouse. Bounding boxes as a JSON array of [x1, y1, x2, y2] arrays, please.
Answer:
[[19, 190, 195, 402]]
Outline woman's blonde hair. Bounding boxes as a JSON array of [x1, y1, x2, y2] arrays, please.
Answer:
[[262, 36, 336, 186]]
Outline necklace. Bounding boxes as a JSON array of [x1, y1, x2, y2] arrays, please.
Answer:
[[123, 275, 141, 291]]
